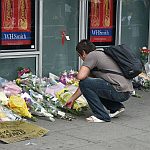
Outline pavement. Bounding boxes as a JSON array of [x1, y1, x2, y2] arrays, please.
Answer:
[[0, 90, 150, 150]]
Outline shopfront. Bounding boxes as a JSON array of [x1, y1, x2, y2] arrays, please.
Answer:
[[79, 0, 150, 53], [0, 0, 149, 80]]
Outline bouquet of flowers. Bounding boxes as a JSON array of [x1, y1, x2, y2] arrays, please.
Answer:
[[29, 90, 74, 120], [59, 70, 79, 86], [17, 67, 32, 79], [8, 95, 32, 118], [56, 88, 88, 112], [21, 92, 55, 122], [140, 47, 150, 64], [132, 72, 150, 96]]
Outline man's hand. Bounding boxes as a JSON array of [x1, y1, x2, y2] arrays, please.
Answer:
[[65, 87, 82, 109], [65, 99, 74, 109]]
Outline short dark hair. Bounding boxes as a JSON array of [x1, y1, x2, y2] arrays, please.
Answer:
[[76, 39, 96, 55]]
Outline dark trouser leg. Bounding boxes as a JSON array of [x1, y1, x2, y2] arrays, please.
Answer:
[[80, 86, 111, 121], [79, 78, 130, 121], [101, 98, 125, 113]]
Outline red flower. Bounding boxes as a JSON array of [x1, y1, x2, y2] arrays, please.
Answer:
[[18, 71, 24, 77], [23, 68, 30, 73]]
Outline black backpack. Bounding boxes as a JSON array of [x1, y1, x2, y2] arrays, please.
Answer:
[[94, 44, 143, 79]]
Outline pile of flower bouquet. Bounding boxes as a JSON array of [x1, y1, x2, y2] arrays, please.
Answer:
[[0, 68, 88, 122], [14, 67, 88, 121], [15, 77, 70, 121]]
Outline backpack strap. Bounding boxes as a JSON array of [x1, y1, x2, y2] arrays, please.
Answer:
[[96, 48, 105, 52]]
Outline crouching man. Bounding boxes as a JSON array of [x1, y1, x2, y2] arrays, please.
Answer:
[[65, 39, 133, 122]]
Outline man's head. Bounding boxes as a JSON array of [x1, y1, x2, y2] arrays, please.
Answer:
[[76, 39, 96, 60]]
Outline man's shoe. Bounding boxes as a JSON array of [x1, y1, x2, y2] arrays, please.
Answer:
[[109, 107, 125, 118], [86, 116, 105, 123]]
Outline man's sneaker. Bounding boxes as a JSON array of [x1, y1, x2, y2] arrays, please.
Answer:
[[86, 116, 105, 123], [109, 107, 125, 118]]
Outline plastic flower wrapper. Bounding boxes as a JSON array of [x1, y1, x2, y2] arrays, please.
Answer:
[[2, 81, 22, 96], [0, 91, 9, 105], [49, 72, 59, 85], [0, 77, 9, 87], [8, 95, 32, 118], [0, 104, 22, 122], [56, 88, 88, 112], [138, 73, 150, 90], [145, 62, 150, 76], [29, 90, 74, 121], [56, 88, 71, 104], [0, 105, 11, 122], [132, 73, 150, 94], [21, 91, 55, 122], [45, 82, 65, 97]]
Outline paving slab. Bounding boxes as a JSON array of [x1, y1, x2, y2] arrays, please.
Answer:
[[112, 116, 150, 131], [0, 131, 92, 150], [130, 131, 150, 145], [63, 136, 150, 150], [58, 122, 145, 143]]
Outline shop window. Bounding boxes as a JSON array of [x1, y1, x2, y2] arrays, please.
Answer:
[[121, 0, 150, 55], [42, 0, 79, 76]]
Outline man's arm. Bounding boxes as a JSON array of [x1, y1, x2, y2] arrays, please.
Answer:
[[77, 66, 90, 80], [65, 66, 90, 108]]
